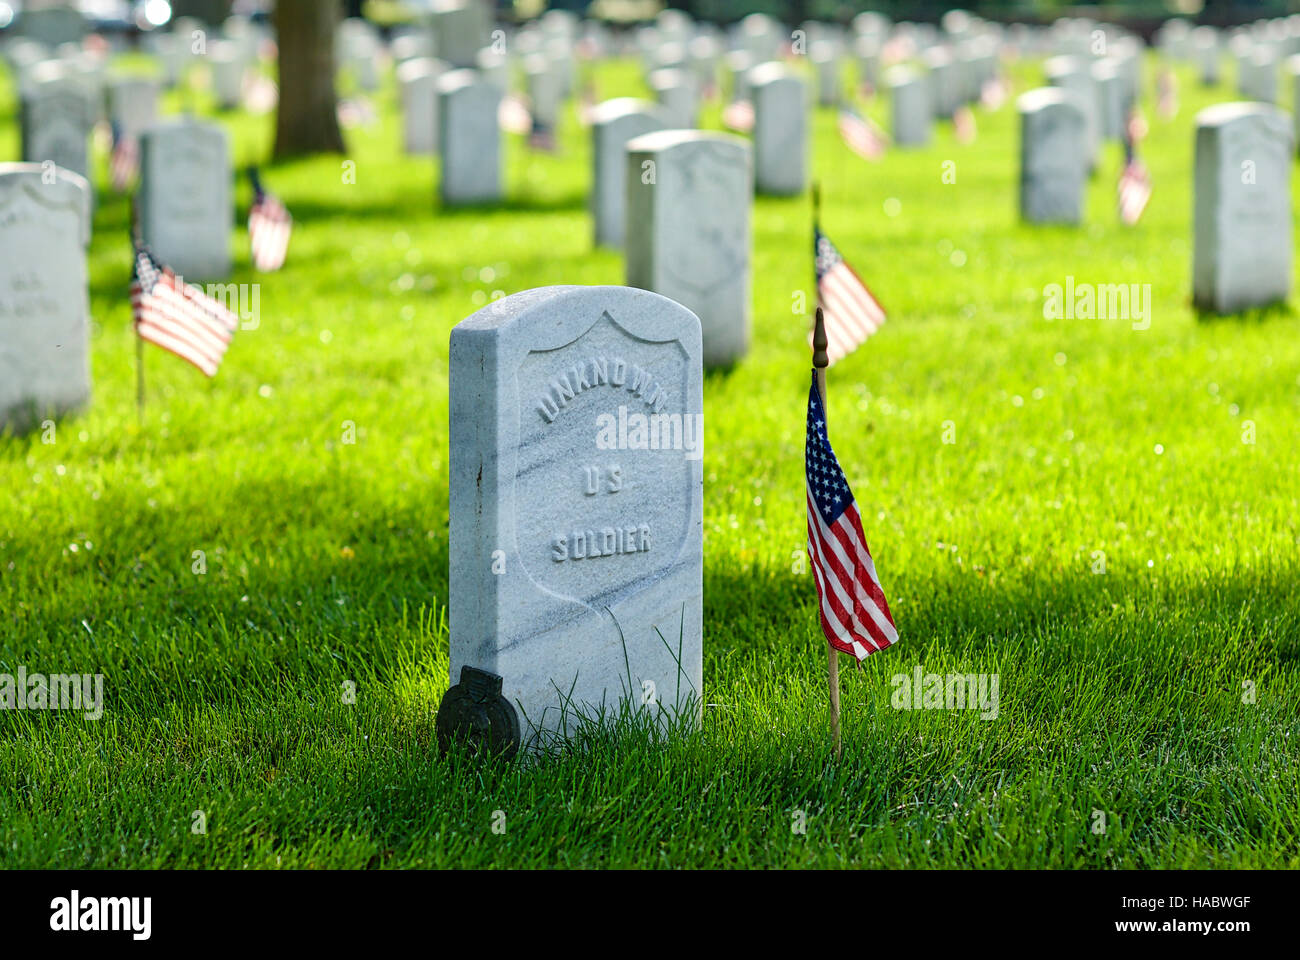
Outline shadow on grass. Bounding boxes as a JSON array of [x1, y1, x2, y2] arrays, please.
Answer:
[[1194, 301, 1296, 325]]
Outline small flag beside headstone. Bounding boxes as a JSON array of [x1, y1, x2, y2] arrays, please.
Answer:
[[721, 99, 754, 133], [813, 215, 886, 365], [131, 242, 238, 378], [247, 167, 292, 272], [953, 105, 977, 144], [838, 106, 888, 160], [1156, 69, 1178, 119], [108, 123, 139, 192], [1117, 137, 1152, 226]]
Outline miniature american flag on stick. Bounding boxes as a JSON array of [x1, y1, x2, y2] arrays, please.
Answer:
[[131, 244, 239, 377], [953, 105, 976, 144], [247, 168, 292, 273], [805, 363, 897, 660], [813, 226, 886, 365], [108, 125, 139, 193], [1156, 69, 1178, 119], [838, 106, 888, 160], [1117, 136, 1152, 226], [721, 99, 754, 133]]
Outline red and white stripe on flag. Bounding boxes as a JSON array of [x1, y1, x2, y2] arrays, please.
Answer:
[[109, 135, 139, 193], [838, 108, 888, 160], [813, 227, 886, 366], [131, 247, 239, 377], [1118, 160, 1152, 225], [722, 99, 754, 133], [805, 374, 897, 660], [249, 193, 292, 272]]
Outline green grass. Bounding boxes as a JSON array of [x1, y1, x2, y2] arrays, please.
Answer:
[[1, 51, 1297, 869]]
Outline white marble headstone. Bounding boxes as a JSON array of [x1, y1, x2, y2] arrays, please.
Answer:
[[0, 163, 92, 435], [397, 57, 448, 154], [438, 69, 502, 206], [750, 63, 808, 196], [140, 119, 233, 280], [887, 65, 932, 146], [1193, 102, 1293, 313], [107, 76, 159, 137], [625, 130, 752, 368], [590, 98, 668, 249], [447, 285, 703, 752], [21, 63, 95, 181], [1018, 87, 1087, 224]]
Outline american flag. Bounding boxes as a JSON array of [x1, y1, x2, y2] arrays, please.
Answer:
[[980, 75, 1009, 110], [131, 244, 239, 377], [721, 98, 754, 133], [805, 370, 897, 660], [1126, 105, 1148, 145], [248, 168, 292, 273], [1156, 69, 1178, 119], [578, 82, 597, 126], [814, 227, 886, 365], [109, 124, 139, 193], [838, 106, 888, 160], [499, 94, 533, 134], [1117, 137, 1152, 225], [337, 96, 376, 128], [953, 105, 976, 144]]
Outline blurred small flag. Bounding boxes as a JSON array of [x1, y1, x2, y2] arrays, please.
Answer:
[[499, 94, 532, 134], [813, 226, 886, 365], [131, 243, 239, 378], [838, 106, 888, 160], [243, 73, 278, 114], [953, 105, 976, 144], [528, 116, 557, 152], [1126, 105, 1148, 144], [247, 167, 292, 273], [108, 123, 139, 193], [1157, 69, 1178, 119], [722, 98, 754, 133], [858, 80, 876, 100], [1117, 137, 1152, 226], [578, 81, 597, 126], [337, 96, 376, 128], [805, 371, 897, 660], [980, 75, 1009, 110]]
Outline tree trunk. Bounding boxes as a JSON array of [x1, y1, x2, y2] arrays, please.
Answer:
[[273, 0, 345, 159]]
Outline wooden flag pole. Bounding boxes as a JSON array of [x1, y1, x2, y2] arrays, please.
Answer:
[[813, 306, 841, 760], [136, 337, 145, 426], [130, 195, 144, 426]]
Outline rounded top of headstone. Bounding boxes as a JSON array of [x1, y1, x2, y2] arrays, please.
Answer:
[[748, 60, 797, 86], [396, 57, 447, 82], [1043, 54, 1084, 78], [883, 64, 919, 85], [437, 68, 484, 93], [453, 285, 701, 350], [624, 128, 749, 156], [922, 45, 954, 66], [648, 67, 691, 89], [1195, 100, 1290, 132], [0, 162, 92, 246], [142, 116, 227, 142], [589, 97, 666, 125], [1017, 85, 1080, 114]]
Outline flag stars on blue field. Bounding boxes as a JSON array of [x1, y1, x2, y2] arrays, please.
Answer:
[[806, 373, 854, 525]]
